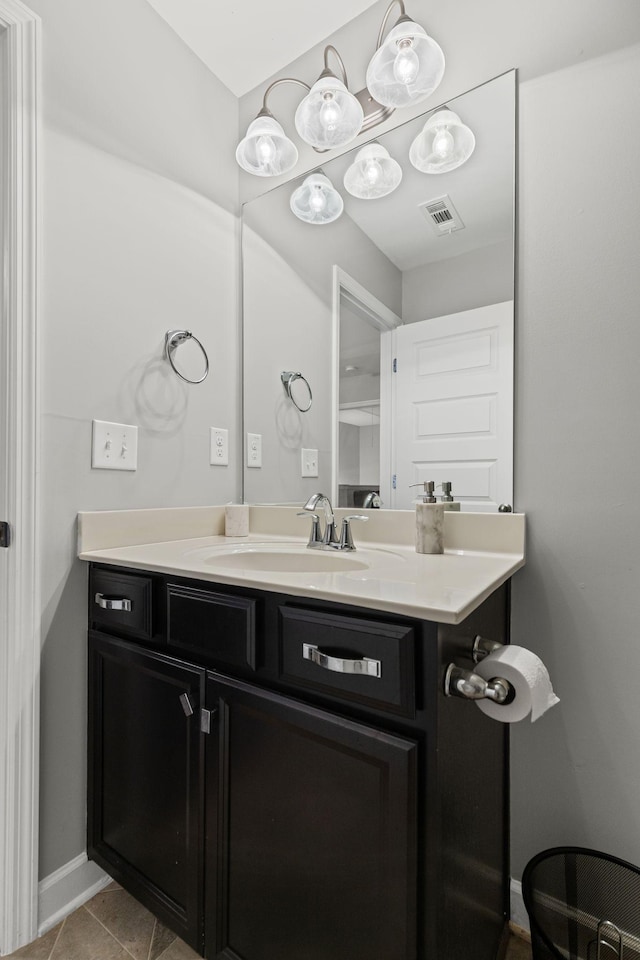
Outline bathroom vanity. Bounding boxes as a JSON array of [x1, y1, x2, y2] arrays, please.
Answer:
[[80, 507, 524, 960]]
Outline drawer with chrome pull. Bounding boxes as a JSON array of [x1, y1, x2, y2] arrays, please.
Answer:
[[277, 605, 416, 718], [89, 568, 154, 642]]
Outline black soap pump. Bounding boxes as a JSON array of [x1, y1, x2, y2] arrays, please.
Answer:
[[410, 481, 444, 554]]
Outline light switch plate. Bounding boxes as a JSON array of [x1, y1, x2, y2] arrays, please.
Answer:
[[210, 427, 229, 466], [246, 432, 262, 468], [301, 448, 319, 478], [92, 420, 138, 470]]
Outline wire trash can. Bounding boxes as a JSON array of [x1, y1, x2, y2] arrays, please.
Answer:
[[522, 847, 640, 960]]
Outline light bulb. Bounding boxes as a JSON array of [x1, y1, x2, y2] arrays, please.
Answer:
[[393, 39, 420, 85], [364, 159, 383, 185], [319, 93, 342, 132], [256, 135, 276, 164], [309, 186, 327, 212], [432, 126, 455, 159]]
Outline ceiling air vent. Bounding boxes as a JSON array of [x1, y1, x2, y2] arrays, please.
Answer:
[[418, 195, 465, 236]]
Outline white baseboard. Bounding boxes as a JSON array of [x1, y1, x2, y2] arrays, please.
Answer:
[[510, 877, 530, 932], [38, 853, 111, 937]]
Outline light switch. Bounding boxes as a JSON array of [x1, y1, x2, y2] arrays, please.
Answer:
[[301, 448, 319, 478], [92, 420, 138, 471], [246, 432, 262, 468], [210, 427, 229, 466]]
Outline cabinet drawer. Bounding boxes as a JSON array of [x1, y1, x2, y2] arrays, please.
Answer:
[[89, 568, 153, 642], [278, 605, 415, 718], [167, 583, 257, 671]]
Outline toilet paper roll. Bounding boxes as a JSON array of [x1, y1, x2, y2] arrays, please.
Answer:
[[474, 645, 560, 723]]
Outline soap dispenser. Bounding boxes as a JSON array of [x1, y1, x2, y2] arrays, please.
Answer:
[[439, 481, 461, 512], [410, 481, 444, 554]]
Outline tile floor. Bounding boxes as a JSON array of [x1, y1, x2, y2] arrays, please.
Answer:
[[6, 880, 532, 960], [6, 882, 199, 960]]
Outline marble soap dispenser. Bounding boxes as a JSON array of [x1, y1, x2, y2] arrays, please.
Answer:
[[410, 481, 445, 555]]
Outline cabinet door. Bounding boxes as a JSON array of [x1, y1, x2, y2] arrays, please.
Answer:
[[88, 633, 205, 950], [205, 673, 418, 960]]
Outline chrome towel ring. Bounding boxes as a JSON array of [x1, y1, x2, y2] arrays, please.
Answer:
[[165, 329, 209, 384], [281, 371, 312, 412]]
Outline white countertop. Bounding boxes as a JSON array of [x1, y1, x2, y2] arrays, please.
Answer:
[[78, 506, 525, 624]]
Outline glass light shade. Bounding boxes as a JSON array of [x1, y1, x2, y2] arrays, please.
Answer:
[[290, 174, 344, 225], [294, 76, 364, 150], [366, 21, 445, 109], [343, 144, 403, 199], [236, 115, 298, 177], [409, 109, 476, 174]]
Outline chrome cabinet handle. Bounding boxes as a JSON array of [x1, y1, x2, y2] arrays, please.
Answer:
[[179, 693, 194, 717], [303, 643, 381, 678], [94, 592, 132, 612]]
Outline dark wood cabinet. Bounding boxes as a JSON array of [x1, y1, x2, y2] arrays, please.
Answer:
[[204, 673, 418, 960], [87, 564, 509, 960], [88, 633, 205, 951]]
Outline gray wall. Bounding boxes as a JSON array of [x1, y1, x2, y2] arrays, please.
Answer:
[[511, 44, 640, 874], [29, 0, 240, 879], [402, 240, 514, 323]]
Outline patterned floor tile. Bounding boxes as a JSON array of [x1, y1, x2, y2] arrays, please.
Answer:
[[84, 887, 156, 960], [506, 932, 533, 960], [49, 908, 131, 960], [4, 923, 62, 960]]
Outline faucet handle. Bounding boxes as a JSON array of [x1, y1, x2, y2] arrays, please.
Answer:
[[296, 511, 321, 546], [339, 514, 368, 550]]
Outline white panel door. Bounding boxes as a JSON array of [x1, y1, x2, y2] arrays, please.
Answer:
[[389, 302, 513, 511]]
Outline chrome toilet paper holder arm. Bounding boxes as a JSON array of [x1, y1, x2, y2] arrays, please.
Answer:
[[472, 635, 504, 662], [444, 664, 513, 703], [444, 636, 512, 703]]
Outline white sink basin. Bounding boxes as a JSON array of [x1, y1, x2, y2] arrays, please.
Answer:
[[184, 543, 367, 573], [182, 541, 404, 574]]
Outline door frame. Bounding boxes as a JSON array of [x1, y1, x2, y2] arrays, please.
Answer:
[[0, 1, 41, 953], [331, 267, 401, 506]]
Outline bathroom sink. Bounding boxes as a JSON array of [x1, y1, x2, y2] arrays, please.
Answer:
[[182, 541, 405, 574]]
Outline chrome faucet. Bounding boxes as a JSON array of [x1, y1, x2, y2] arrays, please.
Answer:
[[298, 493, 368, 551], [301, 492, 338, 546]]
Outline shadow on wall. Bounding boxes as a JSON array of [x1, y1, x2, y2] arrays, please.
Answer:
[[120, 340, 189, 437]]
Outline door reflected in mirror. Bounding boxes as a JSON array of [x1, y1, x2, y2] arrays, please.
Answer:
[[242, 70, 515, 512]]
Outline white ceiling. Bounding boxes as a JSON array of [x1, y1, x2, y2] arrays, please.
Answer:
[[144, 0, 380, 96]]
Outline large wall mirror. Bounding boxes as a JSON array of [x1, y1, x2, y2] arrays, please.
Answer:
[[242, 69, 515, 512]]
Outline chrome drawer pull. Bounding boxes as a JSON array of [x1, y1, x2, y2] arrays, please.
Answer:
[[303, 643, 381, 679], [95, 593, 132, 612]]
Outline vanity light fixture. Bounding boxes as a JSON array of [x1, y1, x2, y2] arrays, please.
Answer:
[[294, 46, 364, 150], [290, 173, 344, 224], [343, 143, 403, 199], [236, 2, 444, 178], [366, 0, 445, 109], [409, 108, 476, 174], [236, 77, 310, 177]]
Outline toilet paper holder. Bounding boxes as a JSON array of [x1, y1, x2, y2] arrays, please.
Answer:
[[444, 636, 513, 703]]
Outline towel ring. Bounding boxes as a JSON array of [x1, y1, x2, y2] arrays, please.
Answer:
[[165, 329, 209, 384], [281, 371, 313, 412]]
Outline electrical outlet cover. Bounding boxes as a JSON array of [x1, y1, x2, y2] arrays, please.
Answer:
[[210, 427, 229, 466]]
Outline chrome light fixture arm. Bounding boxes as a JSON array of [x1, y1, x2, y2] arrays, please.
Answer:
[[376, 0, 411, 49], [320, 44, 349, 86], [257, 76, 311, 119]]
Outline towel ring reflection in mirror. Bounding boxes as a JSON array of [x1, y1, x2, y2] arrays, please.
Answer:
[[281, 371, 313, 412], [165, 329, 209, 384]]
